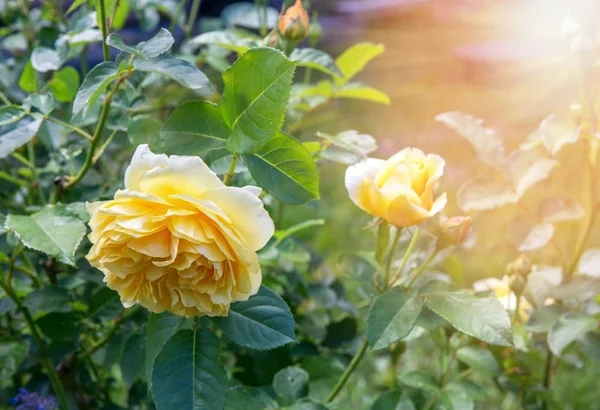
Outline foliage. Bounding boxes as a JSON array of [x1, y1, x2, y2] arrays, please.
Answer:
[[0, 1, 598, 410]]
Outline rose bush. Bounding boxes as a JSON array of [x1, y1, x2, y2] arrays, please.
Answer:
[[0, 1, 599, 410]]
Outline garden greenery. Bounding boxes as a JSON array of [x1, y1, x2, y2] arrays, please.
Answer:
[[0, 1, 599, 409]]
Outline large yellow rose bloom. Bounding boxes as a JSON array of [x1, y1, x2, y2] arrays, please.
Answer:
[[86, 145, 275, 317], [345, 148, 447, 227]]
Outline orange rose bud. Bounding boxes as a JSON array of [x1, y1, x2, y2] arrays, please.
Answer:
[[436, 216, 472, 249], [279, 0, 309, 42]]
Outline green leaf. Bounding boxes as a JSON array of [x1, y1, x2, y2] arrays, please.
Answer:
[[88, 287, 123, 321], [548, 312, 597, 355], [0, 341, 28, 380], [508, 149, 558, 198], [0, 106, 27, 127], [399, 370, 439, 391], [273, 367, 309, 406], [552, 276, 600, 304], [221, 47, 296, 154], [524, 267, 562, 308], [455, 346, 500, 376], [290, 48, 342, 77], [5, 204, 87, 266], [435, 112, 506, 172], [133, 54, 211, 90], [243, 131, 319, 204], [334, 82, 391, 104], [23, 286, 70, 315], [334, 42, 385, 85], [19, 60, 38, 93], [73, 61, 120, 116], [523, 114, 580, 156], [67, 0, 88, 14], [221, 3, 279, 29], [445, 381, 485, 402], [372, 391, 416, 410], [317, 130, 377, 164], [0, 116, 43, 159], [146, 312, 194, 383], [577, 331, 600, 362], [526, 305, 568, 333], [213, 285, 296, 350], [539, 198, 584, 223], [107, 28, 174, 58], [31, 46, 61, 72], [367, 288, 423, 350], [128, 115, 163, 147], [186, 31, 256, 54], [151, 328, 228, 410], [121, 333, 146, 387], [160, 100, 229, 155], [424, 291, 513, 346], [579, 248, 600, 277], [50, 67, 80, 103], [457, 176, 516, 212], [224, 386, 278, 410], [26, 93, 55, 115], [509, 215, 554, 252], [36, 312, 82, 342]]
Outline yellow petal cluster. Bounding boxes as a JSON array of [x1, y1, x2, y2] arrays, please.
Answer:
[[345, 148, 447, 227], [86, 145, 274, 317]]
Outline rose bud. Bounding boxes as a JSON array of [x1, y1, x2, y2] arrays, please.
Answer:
[[278, 0, 310, 42], [436, 216, 472, 249]]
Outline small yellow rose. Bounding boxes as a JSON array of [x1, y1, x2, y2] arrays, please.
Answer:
[[345, 148, 447, 227], [86, 145, 274, 317]]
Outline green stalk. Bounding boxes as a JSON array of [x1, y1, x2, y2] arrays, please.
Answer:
[[27, 141, 46, 203], [405, 250, 438, 290], [389, 227, 420, 285], [222, 154, 238, 185], [382, 229, 402, 289], [325, 339, 368, 403], [185, 0, 202, 39], [169, 0, 188, 33], [64, 97, 112, 190], [542, 348, 554, 410], [45, 116, 93, 141], [98, 0, 110, 61]]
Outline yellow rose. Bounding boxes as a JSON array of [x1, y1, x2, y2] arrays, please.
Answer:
[[86, 145, 275, 317], [345, 148, 447, 227]]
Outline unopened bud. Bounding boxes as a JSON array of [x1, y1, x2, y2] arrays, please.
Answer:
[[307, 12, 322, 47], [436, 216, 472, 250], [279, 0, 309, 42], [507, 253, 532, 278], [509, 274, 526, 295]]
